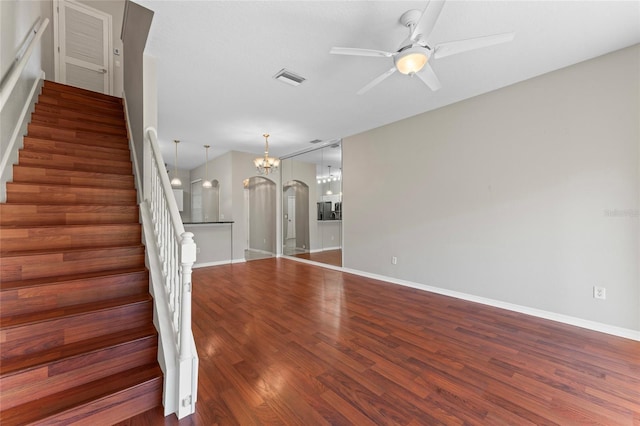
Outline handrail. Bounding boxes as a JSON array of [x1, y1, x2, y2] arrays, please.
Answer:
[[0, 17, 49, 111], [144, 126, 198, 418]]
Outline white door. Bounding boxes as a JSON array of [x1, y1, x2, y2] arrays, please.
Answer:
[[287, 196, 296, 239], [54, 0, 112, 94]]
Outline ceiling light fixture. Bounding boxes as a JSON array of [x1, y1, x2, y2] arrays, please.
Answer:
[[394, 46, 428, 75], [326, 165, 333, 195], [170, 139, 182, 187], [254, 133, 280, 175], [202, 144, 212, 188]]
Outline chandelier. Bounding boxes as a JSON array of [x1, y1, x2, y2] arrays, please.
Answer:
[[254, 133, 280, 175]]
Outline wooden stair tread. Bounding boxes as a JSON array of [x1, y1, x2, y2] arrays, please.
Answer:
[[19, 149, 132, 167], [0, 325, 156, 376], [33, 104, 126, 128], [0, 363, 162, 425], [22, 136, 131, 156], [27, 122, 129, 141], [0, 267, 146, 291], [0, 293, 152, 329], [0, 242, 145, 259], [43, 80, 122, 103], [31, 115, 127, 134], [11, 165, 134, 181], [36, 94, 124, 115], [5, 182, 137, 205], [0, 203, 139, 226]]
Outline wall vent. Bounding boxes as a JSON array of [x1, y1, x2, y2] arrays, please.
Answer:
[[273, 69, 306, 86]]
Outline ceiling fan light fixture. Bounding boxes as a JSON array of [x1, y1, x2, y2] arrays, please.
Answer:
[[395, 47, 428, 75]]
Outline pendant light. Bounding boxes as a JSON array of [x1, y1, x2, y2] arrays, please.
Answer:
[[202, 145, 212, 188], [170, 139, 182, 187], [326, 165, 333, 195]]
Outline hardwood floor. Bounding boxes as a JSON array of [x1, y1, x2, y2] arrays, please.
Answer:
[[294, 249, 342, 267], [123, 258, 640, 425]]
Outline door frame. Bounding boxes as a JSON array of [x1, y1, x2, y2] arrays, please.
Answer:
[[53, 0, 114, 95]]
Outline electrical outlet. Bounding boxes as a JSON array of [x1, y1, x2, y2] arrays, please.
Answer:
[[391, 256, 398, 265], [196, 247, 201, 254], [593, 286, 606, 300]]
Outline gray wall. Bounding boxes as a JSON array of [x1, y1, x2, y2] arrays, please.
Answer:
[[122, 0, 153, 181], [343, 45, 639, 331]]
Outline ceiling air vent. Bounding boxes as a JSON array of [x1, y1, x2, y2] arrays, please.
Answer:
[[273, 69, 306, 86], [309, 139, 322, 144]]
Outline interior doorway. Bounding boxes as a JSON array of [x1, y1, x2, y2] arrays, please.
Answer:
[[244, 176, 276, 261], [282, 180, 310, 256], [54, 0, 113, 94]]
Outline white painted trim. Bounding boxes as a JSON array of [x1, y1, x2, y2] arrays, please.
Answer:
[[0, 72, 44, 202], [232, 258, 247, 264], [140, 202, 177, 416], [121, 92, 142, 203], [341, 267, 640, 342], [279, 255, 344, 272], [193, 260, 232, 269], [310, 246, 341, 253]]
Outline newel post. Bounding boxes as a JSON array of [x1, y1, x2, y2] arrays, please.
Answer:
[[177, 231, 197, 417]]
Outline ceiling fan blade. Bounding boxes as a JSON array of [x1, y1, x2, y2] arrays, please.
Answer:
[[357, 66, 397, 95], [433, 32, 515, 60], [330, 47, 395, 58], [411, 0, 446, 42], [416, 63, 441, 91]]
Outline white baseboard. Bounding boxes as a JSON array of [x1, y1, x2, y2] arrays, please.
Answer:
[[193, 258, 246, 268], [339, 267, 640, 342], [310, 246, 342, 254]]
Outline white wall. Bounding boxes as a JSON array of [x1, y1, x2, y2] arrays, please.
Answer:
[[343, 45, 639, 331], [1, 0, 46, 200]]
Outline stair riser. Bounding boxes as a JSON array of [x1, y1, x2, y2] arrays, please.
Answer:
[[19, 151, 133, 175], [0, 336, 157, 411], [30, 116, 127, 137], [6, 184, 137, 205], [40, 88, 122, 111], [0, 204, 139, 226], [34, 104, 125, 127], [27, 123, 129, 147], [30, 375, 162, 426], [43, 80, 122, 103], [12, 166, 134, 190], [37, 95, 124, 118], [0, 300, 153, 360], [0, 247, 146, 282], [0, 271, 149, 317], [0, 224, 141, 253]]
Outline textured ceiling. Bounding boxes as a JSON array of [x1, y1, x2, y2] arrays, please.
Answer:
[[137, 0, 640, 170]]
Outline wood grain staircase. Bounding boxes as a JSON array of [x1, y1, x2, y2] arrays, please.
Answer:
[[0, 81, 163, 425]]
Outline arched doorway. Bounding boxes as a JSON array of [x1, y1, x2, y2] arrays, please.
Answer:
[[244, 176, 276, 261], [282, 180, 309, 256]]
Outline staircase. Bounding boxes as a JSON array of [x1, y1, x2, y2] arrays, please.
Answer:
[[0, 81, 163, 425]]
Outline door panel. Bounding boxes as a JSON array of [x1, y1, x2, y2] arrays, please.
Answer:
[[57, 0, 111, 94]]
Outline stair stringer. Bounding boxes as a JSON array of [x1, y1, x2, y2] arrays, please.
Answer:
[[140, 201, 178, 416]]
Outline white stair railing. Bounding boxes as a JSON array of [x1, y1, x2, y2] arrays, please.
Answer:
[[139, 126, 198, 419]]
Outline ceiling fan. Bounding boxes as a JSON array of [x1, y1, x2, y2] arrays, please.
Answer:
[[330, 0, 515, 94]]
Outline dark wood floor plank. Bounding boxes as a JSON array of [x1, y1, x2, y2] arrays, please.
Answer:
[[125, 258, 640, 425]]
